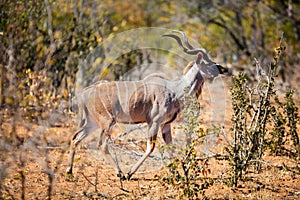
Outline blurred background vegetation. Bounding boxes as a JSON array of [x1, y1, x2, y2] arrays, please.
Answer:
[[0, 0, 299, 122]]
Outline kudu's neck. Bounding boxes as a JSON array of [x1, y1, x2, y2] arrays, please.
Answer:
[[175, 63, 204, 99]]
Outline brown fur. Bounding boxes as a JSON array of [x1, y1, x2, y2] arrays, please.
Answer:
[[66, 32, 227, 182], [182, 61, 195, 75]]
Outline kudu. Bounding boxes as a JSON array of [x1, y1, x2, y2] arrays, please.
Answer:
[[66, 30, 228, 181]]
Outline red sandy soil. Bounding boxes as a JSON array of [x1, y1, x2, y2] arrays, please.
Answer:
[[0, 120, 299, 200]]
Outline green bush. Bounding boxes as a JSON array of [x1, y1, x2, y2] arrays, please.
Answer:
[[159, 88, 214, 199], [226, 41, 299, 186]]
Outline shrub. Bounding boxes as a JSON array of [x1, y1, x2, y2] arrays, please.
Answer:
[[159, 88, 214, 199], [226, 39, 299, 186]]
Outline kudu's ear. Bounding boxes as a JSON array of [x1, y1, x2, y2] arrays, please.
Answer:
[[195, 52, 203, 64]]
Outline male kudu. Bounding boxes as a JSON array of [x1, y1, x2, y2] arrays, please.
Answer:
[[66, 30, 228, 181]]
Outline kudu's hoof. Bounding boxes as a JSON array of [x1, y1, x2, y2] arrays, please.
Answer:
[[65, 168, 76, 182], [124, 173, 132, 180], [117, 172, 125, 180], [117, 172, 131, 181], [65, 167, 73, 175]]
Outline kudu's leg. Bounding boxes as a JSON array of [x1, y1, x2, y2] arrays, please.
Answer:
[[66, 115, 98, 174], [161, 124, 175, 159], [161, 124, 172, 145], [125, 135, 157, 180], [97, 122, 124, 178], [125, 109, 162, 180]]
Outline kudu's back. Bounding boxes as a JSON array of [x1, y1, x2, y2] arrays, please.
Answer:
[[78, 75, 176, 124]]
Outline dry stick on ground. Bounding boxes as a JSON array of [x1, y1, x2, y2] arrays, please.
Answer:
[[80, 171, 98, 193]]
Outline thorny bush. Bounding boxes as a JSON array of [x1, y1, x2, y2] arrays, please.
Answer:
[[159, 88, 215, 199], [226, 40, 299, 187]]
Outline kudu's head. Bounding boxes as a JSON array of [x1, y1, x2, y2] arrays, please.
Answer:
[[163, 30, 229, 79]]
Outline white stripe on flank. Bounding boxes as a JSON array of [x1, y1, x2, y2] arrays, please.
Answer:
[[142, 80, 147, 113], [116, 82, 122, 110], [133, 82, 138, 108], [124, 82, 129, 113], [99, 83, 113, 120]]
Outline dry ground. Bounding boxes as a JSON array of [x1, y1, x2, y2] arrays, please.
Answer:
[[0, 119, 299, 200]]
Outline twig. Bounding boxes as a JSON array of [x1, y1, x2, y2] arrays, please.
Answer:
[[112, 193, 129, 199], [220, 126, 231, 145], [114, 124, 147, 141], [249, 159, 271, 166], [196, 153, 229, 160], [110, 143, 162, 160], [120, 186, 132, 193], [79, 172, 98, 192], [37, 146, 65, 150], [83, 192, 108, 199], [282, 163, 300, 174]]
